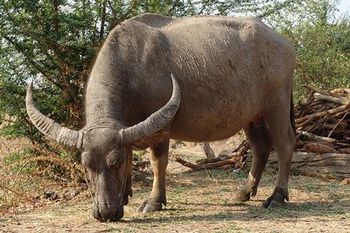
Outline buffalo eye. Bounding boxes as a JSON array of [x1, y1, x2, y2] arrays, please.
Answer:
[[81, 152, 98, 170], [106, 148, 125, 168]]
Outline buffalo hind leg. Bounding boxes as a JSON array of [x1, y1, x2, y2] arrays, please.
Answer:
[[263, 104, 295, 208], [235, 120, 273, 202], [139, 139, 169, 213]]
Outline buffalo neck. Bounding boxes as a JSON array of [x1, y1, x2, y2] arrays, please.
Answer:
[[85, 38, 125, 127]]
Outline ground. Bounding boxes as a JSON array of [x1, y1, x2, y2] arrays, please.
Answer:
[[1, 139, 350, 232], [2, 168, 350, 232]]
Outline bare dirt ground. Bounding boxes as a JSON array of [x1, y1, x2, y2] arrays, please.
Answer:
[[1, 138, 350, 232], [2, 167, 350, 232], [0, 137, 32, 159]]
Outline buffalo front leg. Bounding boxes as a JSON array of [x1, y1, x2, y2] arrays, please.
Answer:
[[139, 139, 169, 213], [235, 120, 273, 202]]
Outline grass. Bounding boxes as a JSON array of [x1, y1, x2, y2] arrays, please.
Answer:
[[0, 144, 85, 215], [1, 138, 349, 232], [1, 167, 350, 233]]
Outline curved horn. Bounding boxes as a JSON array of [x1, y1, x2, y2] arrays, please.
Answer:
[[26, 83, 83, 149], [119, 74, 181, 144]]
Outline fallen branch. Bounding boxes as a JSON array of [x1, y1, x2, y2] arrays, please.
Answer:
[[296, 104, 349, 126], [313, 93, 350, 105], [267, 152, 350, 179], [174, 156, 240, 171], [297, 130, 335, 143], [0, 138, 10, 152], [174, 141, 249, 171], [0, 183, 32, 201], [196, 140, 250, 164], [303, 142, 338, 153], [328, 111, 349, 137]]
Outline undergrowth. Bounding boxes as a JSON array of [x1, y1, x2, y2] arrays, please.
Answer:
[[0, 145, 84, 215], [0, 140, 153, 215]]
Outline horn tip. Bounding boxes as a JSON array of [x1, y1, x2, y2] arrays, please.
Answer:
[[26, 82, 34, 102], [170, 73, 179, 89], [26, 82, 34, 95], [27, 81, 33, 89]]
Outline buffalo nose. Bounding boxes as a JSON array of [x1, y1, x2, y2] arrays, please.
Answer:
[[92, 204, 124, 222]]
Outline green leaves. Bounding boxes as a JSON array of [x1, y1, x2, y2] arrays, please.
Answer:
[[281, 1, 350, 100], [0, 0, 349, 142]]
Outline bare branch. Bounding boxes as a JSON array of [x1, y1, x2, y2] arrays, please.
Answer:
[[3, 35, 62, 89], [99, 0, 107, 39], [295, 104, 350, 126], [313, 93, 350, 105], [297, 130, 336, 143]]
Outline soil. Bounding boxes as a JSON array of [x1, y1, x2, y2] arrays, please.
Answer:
[[1, 138, 350, 232]]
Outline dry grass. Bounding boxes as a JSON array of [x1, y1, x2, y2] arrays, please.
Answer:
[[1, 138, 349, 232], [1, 167, 350, 233], [0, 137, 84, 215]]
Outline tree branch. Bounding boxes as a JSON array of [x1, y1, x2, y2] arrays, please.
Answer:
[[99, 0, 107, 39], [313, 93, 350, 105], [3, 35, 62, 89], [295, 104, 350, 126]]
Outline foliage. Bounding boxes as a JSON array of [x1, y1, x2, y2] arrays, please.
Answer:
[[0, 0, 248, 141], [259, 0, 350, 101], [292, 19, 350, 101], [0, 0, 349, 138], [0, 0, 122, 137]]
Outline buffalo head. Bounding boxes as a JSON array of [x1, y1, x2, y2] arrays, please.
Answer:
[[25, 75, 180, 221]]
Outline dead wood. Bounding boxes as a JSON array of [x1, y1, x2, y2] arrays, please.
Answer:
[[297, 130, 335, 143], [303, 142, 338, 154], [313, 93, 350, 105], [174, 141, 250, 171], [174, 156, 241, 171], [339, 148, 350, 154], [200, 142, 215, 159], [295, 104, 349, 126], [266, 152, 350, 179], [194, 141, 249, 163], [327, 112, 349, 137], [340, 178, 350, 185]]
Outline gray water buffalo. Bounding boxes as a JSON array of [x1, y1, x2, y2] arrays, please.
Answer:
[[26, 13, 296, 222]]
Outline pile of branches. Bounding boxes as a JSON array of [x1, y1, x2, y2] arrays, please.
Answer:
[[295, 87, 350, 154]]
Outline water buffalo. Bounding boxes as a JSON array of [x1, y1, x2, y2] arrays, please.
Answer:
[[26, 13, 296, 222]]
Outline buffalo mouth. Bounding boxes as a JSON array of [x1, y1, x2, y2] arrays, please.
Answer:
[[92, 203, 124, 222]]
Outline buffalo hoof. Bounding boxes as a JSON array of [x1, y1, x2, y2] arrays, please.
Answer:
[[263, 187, 288, 208], [234, 189, 251, 202], [138, 200, 163, 213]]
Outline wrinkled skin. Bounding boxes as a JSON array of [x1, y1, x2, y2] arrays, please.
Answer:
[[26, 14, 296, 222], [80, 128, 130, 221]]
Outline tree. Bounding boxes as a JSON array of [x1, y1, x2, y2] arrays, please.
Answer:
[[1, 0, 348, 143], [0, 0, 259, 142], [270, 0, 350, 101], [0, 0, 138, 141]]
